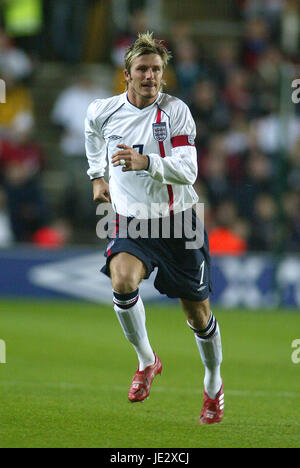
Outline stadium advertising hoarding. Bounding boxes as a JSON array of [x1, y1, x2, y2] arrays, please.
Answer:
[[0, 248, 299, 308]]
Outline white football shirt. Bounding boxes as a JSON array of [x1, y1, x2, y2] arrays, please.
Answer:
[[85, 91, 199, 218]]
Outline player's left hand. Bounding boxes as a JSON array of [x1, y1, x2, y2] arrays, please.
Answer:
[[111, 144, 149, 172]]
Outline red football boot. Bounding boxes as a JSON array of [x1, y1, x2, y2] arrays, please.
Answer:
[[128, 354, 162, 402], [199, 382, 224, 424]]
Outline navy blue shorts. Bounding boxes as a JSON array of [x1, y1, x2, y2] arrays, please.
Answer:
[[101, 208, 212, 301]]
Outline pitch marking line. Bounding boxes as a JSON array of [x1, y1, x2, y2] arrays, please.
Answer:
[[0, 381, 299, 398]]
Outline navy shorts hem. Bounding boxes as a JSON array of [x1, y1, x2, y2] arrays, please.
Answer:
[[154, 281, 211, 302], [101, 245, 155, 280]]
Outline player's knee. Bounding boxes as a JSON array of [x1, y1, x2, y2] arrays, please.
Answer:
[[110, 253, 145, 294], [112, 275, 139, 294], [111, 268, 140, 294]]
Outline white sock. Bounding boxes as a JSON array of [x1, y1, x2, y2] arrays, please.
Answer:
[[188, 314, 223, 399], [113, 289, 155, 371]]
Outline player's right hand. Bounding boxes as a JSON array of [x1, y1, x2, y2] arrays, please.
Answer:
[[92, 178, 111, 203]]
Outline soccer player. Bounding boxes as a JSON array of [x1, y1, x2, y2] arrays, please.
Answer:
[[85, 32, 224, 424]]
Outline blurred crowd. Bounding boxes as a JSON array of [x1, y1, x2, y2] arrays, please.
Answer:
[[0, 0, 299, 253]]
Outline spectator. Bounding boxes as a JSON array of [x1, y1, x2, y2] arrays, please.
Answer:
[[209, 200, 248, 255], [255, 44, 282, 91], [51, 74, 110, 226], [280, 0, 300, 58], [0, 28, 34, 84], [50, 0, 89, 63], [190, 79, 230, 148], [32, 219, 71, 249], [241, 17, 271, 70], [280, 190, 300, 251], [172, 38, 208, 103], [111, 9, 149, 69], [240, 0, 283, 40], [111, 9, 149, 95], [199, 134, 231, 206], [287, 138, 300, 192], [0, 132, 47, 242], [0, 70, 34, 141], [250, 111, 300, 155], [222, 67, 253, 115], [234, 149, 274, 218], [212, 39, 240, 89], [249, 193, 279, 251], [223, 111, 252, 157]]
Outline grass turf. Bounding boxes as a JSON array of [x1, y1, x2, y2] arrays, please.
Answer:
[[0, 299, 299, 448]]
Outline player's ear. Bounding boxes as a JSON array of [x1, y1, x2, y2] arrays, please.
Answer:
[[124, 69, 131, 84]]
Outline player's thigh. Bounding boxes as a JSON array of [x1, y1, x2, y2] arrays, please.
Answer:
[[179, 297, 211, 330], [110, 252, 147, 293]]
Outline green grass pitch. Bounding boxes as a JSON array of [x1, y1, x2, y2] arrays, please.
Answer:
[[0, 299, 299, 448]]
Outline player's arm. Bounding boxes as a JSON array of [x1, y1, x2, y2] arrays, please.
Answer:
[[146, 102, 197, 185], [85, 100, 110, 202], [146, 144, 197, 185], [111, 142, 197, 185]]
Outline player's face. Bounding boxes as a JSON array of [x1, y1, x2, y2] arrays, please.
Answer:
[[125, 54, 164, 107]]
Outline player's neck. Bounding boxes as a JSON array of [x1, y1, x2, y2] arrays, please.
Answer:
[[127, 89, 158, 109]]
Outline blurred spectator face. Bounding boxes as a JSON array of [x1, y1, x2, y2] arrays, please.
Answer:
[[261, 44, 282, 66], [281, 191, 300, 219], [290, 139, 300, 166], [193, 80, 216, 109], [246, 151, 272, 181], [227, 68, 249, 92], [254, 194, 277, 220], [229, 111, 249, 132], [223, 67, 252, 112], [245, 17, 270, 42], [129, 10, 148, 35], [205, 153, 227, 179], [175, 39, 198, 64], [257, 45, 282, 86], [215, 40, 239, 67], [215, 200, 238, 227], [224, 111, 251, 156], [169, 21, 192, 42], [208, 134, 228, 157], [288, 140, 300, 190], [232, 217, 251, 241], [243, 17, 270, 69]]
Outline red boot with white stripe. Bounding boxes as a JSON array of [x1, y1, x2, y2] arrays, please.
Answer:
[[199, 382, 224, 424], [128, 354, 162, 403]]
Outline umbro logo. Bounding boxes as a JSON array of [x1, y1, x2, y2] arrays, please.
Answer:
[[197, 285, 207, 292], [108, 135, 122, 140]]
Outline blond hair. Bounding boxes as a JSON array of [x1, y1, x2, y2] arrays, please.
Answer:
[[124, 32, 172, 73]]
